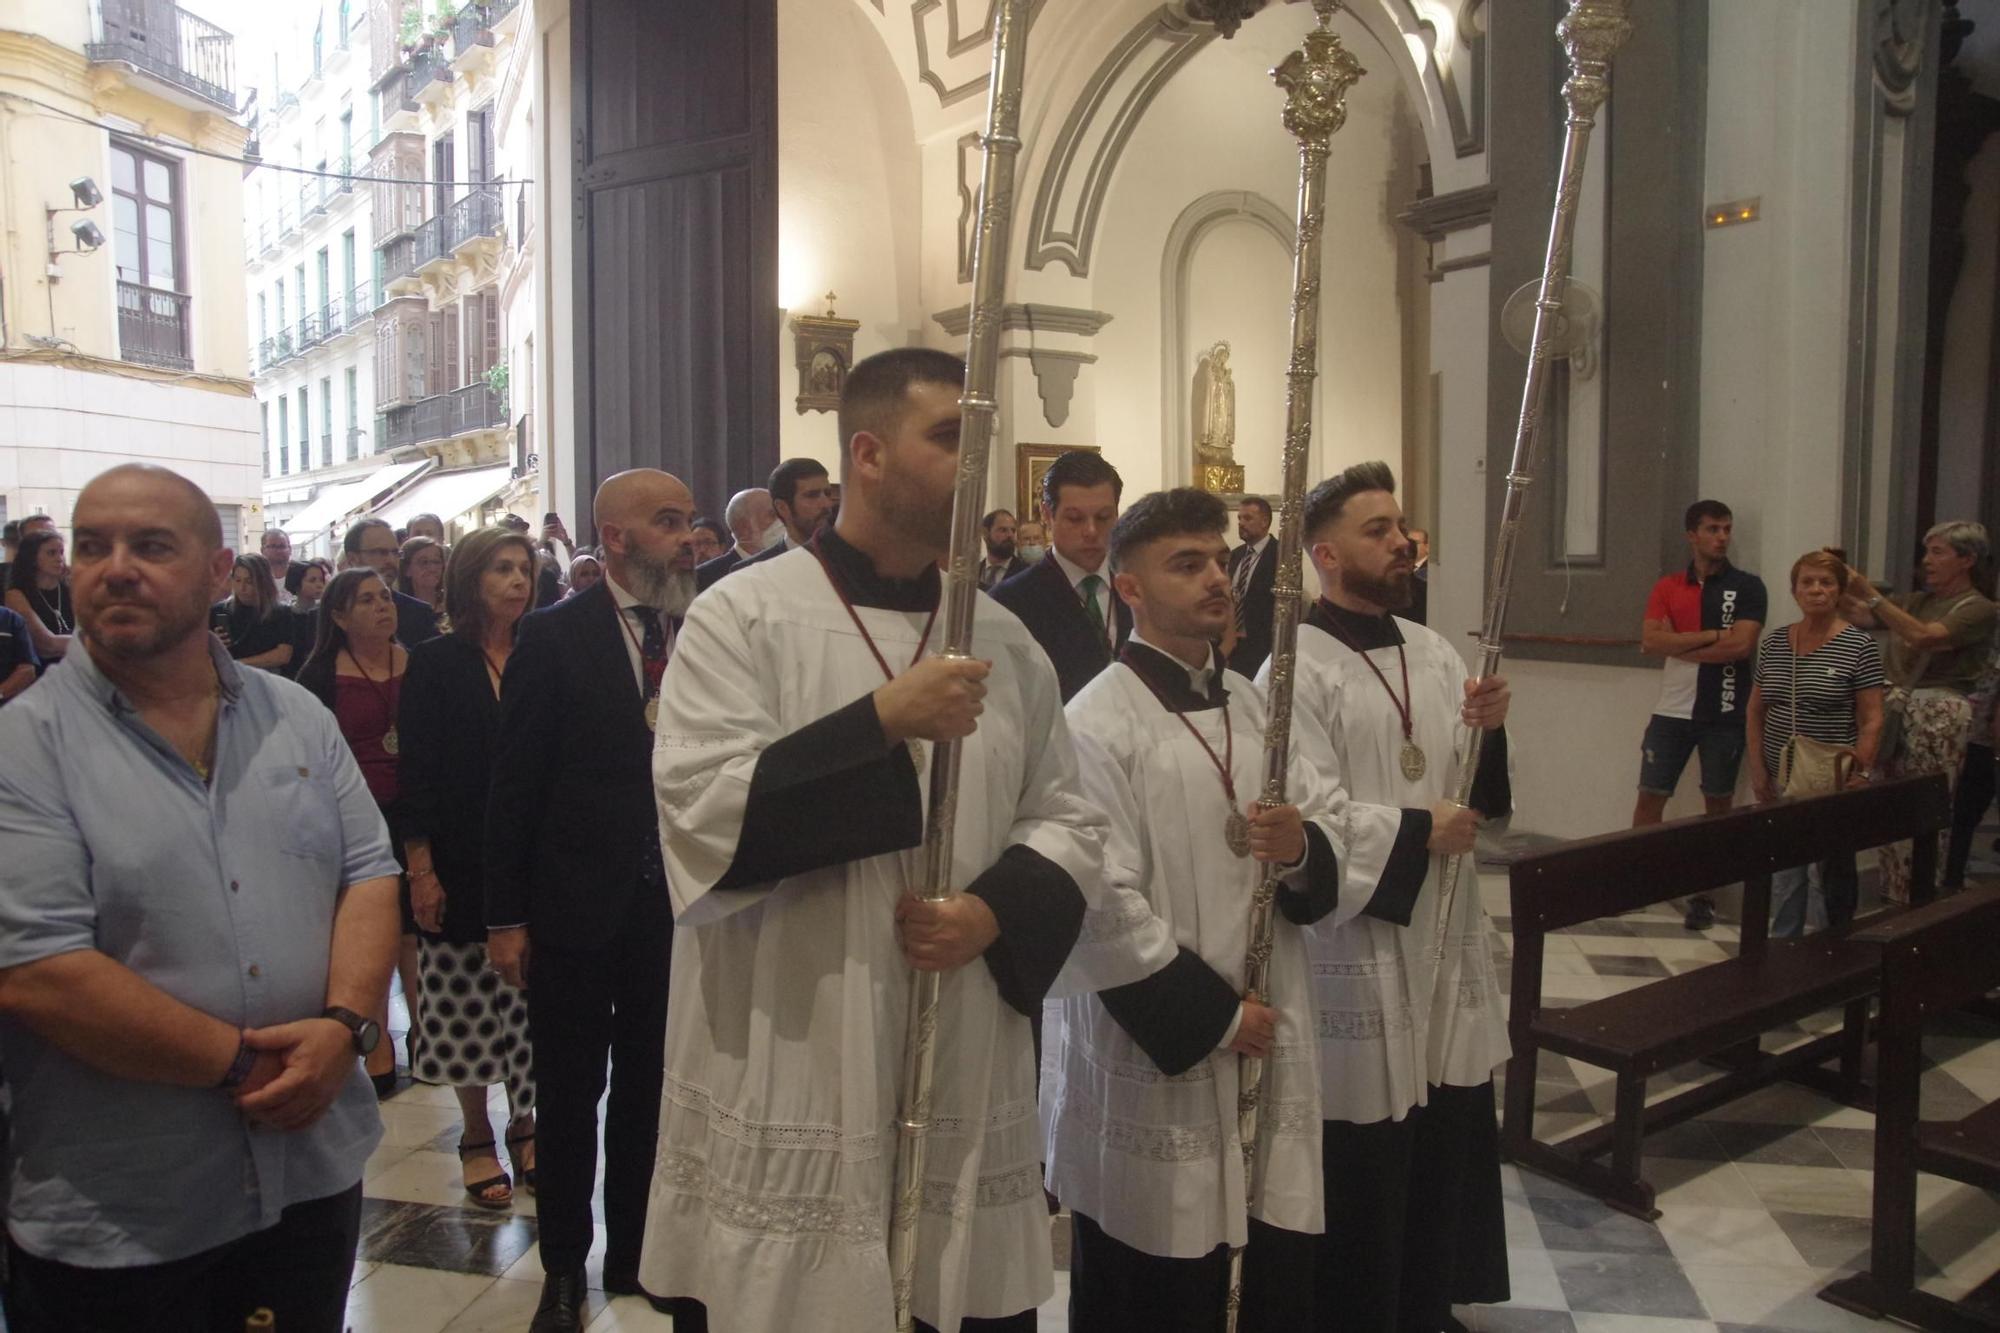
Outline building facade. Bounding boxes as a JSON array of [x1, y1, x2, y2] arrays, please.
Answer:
[[0, 0, 260, 543]]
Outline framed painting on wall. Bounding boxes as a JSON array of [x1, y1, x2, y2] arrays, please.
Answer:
[[1016, 442, 1099, 517]]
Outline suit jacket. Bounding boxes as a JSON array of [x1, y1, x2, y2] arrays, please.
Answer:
[[989, 553, 1132, 702], [978, 555, 1028, 592], [397, 634, 503, 944], [737, 536, 792, 570], [695, 547, 747, 592], [483, 579, 671, 950], [394, 590, 440, 649], [1227, 538, 1279, 677], [1408, 563, 1429, 626]]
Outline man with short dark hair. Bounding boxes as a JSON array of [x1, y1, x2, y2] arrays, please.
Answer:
[[0, 516, 53, 591], [1226, 495, 1277, 676], [1049, 486, 1346, 1332], [979, 508, 1027, 591], [344, 518, 440, 648], [638, 346, 1103, 1330], [0, 464, 400, 1331], [737, 457, 835, 571], [991, 450, 1132, 700], [1405, 526, 1431, 626], [694, 487, 775, 591], [1271, 461, 1514, 1332], [689, 517, 726, 566], [1635, 499, 1766, 930]]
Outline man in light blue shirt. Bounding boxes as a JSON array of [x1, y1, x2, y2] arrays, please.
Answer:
[[0, 464, 402, 1333]]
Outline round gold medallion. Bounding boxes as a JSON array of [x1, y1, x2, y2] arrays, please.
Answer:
[[1400, 741, 1427, 782], [1225, 809, 1253, 858], [381, 725, 400, 756]]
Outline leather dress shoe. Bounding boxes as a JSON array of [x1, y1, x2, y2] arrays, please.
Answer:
[[529, 1267, 588, 1333], [601, 1264, 675, 1314]]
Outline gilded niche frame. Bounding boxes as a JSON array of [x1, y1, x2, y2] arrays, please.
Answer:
[[1015, 442, 1099, 517]]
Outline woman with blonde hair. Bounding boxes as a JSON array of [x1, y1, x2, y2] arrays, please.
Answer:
[[1746, 549, 1883, 933], [212, 552, 295, 672], [397, 526, 540, 1206], [1843, 521, 1998, 901]]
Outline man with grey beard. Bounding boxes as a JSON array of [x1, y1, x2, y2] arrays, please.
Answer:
[[483, 468, 699, 1330]]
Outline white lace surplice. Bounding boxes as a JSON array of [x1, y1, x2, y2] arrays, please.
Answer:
[[1265, 618, 1511, 1126], [641, 549, 1106, 1333], [1042, 662, 1350, 1258]]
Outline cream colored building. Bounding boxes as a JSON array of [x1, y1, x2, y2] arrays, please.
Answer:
[[0, 0, 260, 543]]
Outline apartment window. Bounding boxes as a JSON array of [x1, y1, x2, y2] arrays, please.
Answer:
[[338, 108, 353, 172], [345, 368, 360, 459], [431, 133, 455, 219], [257, 293, 268, 344], [468, 107, 494, 184], [342, 231, 358, 298], [339, 0, 351, 45], [316, 248, 331, 316], [110, 142, 180, 291], [278, 396, 290, 474], [427, 306, 460, 397], [262, 402, 272, 477], [464, 292, 499, 382], [296, 387, 309, 469], [274, 278, 286, 348], [319, 377, 334, 468], [312, 18, 323, 76], [294, 264, 307, 325]]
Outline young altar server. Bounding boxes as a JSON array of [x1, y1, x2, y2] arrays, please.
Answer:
[[1044, 487, 1350, 1332], [1262, 461, 1514, 1331], [639, 347, 1107, 1333]]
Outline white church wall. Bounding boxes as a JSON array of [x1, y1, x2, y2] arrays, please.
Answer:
[[778, 0, 926, 474], [1084, 6, 1412, 499]]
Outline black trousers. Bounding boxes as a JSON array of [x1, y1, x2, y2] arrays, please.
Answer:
[[526, 883, 673, 1275], [1071, 1210, 1313, 1332], [1403, 1082, 1510, 1326], [1946, 743, 1997, 887], [2, 1182, 361, 1333], [1316, 1113, 1418, 1333]]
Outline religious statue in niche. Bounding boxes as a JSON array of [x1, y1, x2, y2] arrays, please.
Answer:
[[789, 292, 861, 415], [1192, 340, 1246, 494]]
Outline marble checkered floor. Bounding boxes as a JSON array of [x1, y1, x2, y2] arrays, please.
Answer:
[[346, 836, 2000, 1332]]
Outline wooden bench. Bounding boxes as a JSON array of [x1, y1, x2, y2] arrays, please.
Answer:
[[1499, 775, 1952, 1219], [1820, 883, 2000, 1331]]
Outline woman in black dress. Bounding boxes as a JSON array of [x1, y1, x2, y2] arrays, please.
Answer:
[[212, 553, 295, 672], [4, 530, 72, 667], [397, 526, 538, 1209]]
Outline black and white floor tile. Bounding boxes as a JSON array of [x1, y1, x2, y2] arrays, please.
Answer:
[[348, 830, 2000, 1332]]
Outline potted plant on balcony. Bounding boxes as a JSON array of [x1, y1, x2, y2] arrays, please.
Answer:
[[399, 7, 423, 55], [485, 362, 510, 417]]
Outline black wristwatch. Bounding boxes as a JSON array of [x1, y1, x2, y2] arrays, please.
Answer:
[[218, 1037, 257, 1090], [323, 1006, 382, 1056]]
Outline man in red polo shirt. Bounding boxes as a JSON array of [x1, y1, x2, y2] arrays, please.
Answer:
[[1635, 500, 1767, 930]]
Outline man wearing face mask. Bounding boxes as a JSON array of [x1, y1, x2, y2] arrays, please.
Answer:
[[738, 457, 836, 572], [483, 469, 701, 1329]]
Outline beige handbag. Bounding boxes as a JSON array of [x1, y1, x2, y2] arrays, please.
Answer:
[[1777, 630, 1855, 796]]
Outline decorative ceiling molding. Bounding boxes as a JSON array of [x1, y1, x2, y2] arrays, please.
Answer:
[[1023, 7, 1215, 278], [1159, 190, 1294, 487], [911, 0, 1050, 109], [1001, 347, 1098, 428], [932, 302, 1115, 338]]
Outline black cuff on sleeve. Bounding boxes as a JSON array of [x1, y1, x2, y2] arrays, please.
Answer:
[[1277, 823, 1341, 925], [715, 694, 923, 890], [1362, 809, 1432, 927], [966, 845, 1086, 1017], [1098, 946, 1242, 1076], [1470, 727, 1512, 819]]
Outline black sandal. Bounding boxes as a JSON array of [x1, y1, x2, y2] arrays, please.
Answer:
[[506, 1128, 537, 1195], [457, 1137, 513, 1210]]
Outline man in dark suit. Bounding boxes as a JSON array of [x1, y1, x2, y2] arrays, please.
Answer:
[[1226, 495, 1278, 676], [978, 507, 1028, 591], [735, 456, 835, 572], [991, 450, 1131, 702], [1407, 525, 1431, 626], [484, 468, 699, 1332], [343, 517, 439, 646], [693, 486, 774, 591]]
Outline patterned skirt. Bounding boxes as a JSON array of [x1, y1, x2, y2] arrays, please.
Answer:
[[1876, 687, 1973, 904], [412, 938, 536, 1113]]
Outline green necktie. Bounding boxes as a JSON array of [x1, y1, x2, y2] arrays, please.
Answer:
[[1080, 573, 1107, 638]]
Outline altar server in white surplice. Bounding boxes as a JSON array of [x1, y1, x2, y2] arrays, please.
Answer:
[[640, 348, 1107, 1333], [1259, 461, 1514, 1333], [1044, 487, 1350, 1333]]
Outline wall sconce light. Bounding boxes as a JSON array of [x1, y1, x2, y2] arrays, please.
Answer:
[[1704, 196, 1760, 229], [68, 219, 105, 253], [69, 177, 103, 210], [788, 292, 860, 415]]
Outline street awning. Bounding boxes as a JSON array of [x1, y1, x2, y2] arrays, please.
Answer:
[[370, 464, 514, 532], [285, 460, 436, 551]]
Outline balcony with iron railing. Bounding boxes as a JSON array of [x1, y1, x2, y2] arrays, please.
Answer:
[[412, 188, 504, 276], [318, 283, 377, 340], [89, 0, 237, 113], [116, 283, 192, 371], [379, 381, 506, 451], [450, 4, 494, 69], [295, 311, 325, 354]]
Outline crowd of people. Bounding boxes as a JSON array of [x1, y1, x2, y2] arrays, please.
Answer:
[[0, 345, 1995, 1333]]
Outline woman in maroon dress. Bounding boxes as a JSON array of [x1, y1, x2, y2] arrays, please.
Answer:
[[297, 568, 411, 1098]]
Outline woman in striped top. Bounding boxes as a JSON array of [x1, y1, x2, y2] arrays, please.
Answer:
[[1746, 550, 1884, 936]]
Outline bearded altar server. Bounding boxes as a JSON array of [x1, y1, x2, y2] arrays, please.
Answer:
[[1043, 488, 1351, 1332], [1262, 462, 1513, 1332], [639, 348, 1105, 1333]]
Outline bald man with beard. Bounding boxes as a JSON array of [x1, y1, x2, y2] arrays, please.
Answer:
[[483, 469, 702, 1330]]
